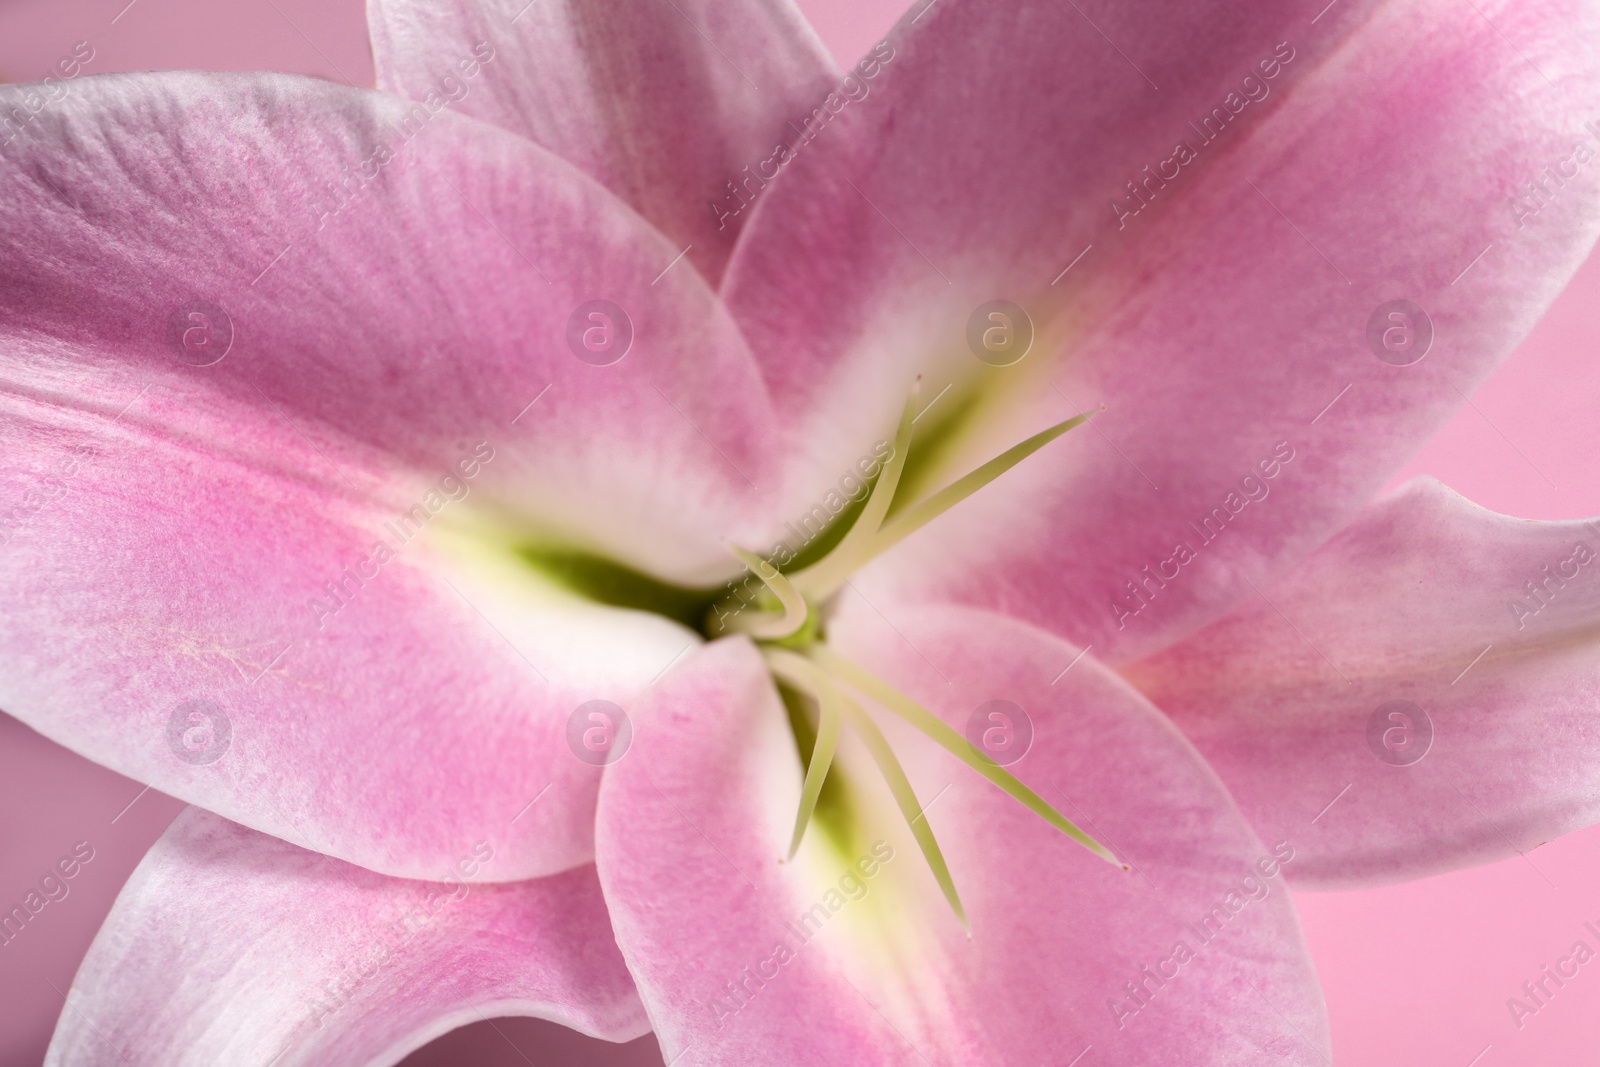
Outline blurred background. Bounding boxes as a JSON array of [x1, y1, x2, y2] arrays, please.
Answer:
[[1, 0, 1597, 1063]]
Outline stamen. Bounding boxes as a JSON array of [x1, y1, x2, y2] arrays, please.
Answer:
[[730, 378, 1118, 909], [789, 382, 920, 599], [723, 543, 809, 640], [835, 683, 968, 930], [763, 649, 844, 860], [865, 408, 1097, 566], [807, 644, 1125, 869], [767, 647, 967, 928]]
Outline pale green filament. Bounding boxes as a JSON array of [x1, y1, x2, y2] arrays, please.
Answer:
[[864, 409, 1097, 569], [723, 543, 809, 640], [765, 647, 968, 928], [808, 644, 1125, 870], [837, 683, 968, 930], [788, 384, 920, 599], [763, 648, 843, 860]]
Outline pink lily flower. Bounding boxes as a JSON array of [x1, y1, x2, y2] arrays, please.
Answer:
[[6, 0, 1599, 1062]]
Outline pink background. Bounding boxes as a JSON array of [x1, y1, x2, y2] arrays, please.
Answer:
[[1, 0, 1597, 1063]]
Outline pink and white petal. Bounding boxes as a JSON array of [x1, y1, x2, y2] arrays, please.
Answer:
[[1125, 478, 1600, 889], [0, 72, 770, 879], [45, 808, 647, 1067], [367, 0, 839, 281], [726, 0, 1600, 663], [595, 615, 1327, 1065], [0, 332, 707, 880], [2, 72, 778, 578]]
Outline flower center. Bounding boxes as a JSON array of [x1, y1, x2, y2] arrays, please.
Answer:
[[707, 382, 1121, 926]]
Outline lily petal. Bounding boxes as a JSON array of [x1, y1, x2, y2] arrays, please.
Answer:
[[0, 72, 771, 879], [1126, 478, 1600, 888], [44, 808, 647, 1067], [2, 71, 776, 576], [595, 615, 1327, 1064], [368, 0, 840, 281], [726, 0, 1600, 663]]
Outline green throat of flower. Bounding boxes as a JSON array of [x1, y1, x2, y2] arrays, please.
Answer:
[[704, 382, 1124, 928]]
